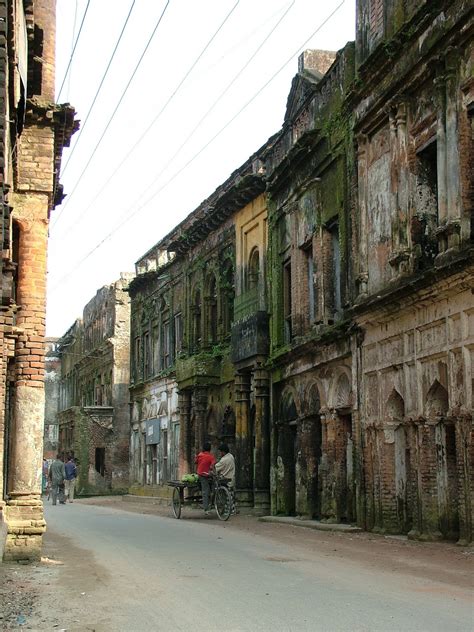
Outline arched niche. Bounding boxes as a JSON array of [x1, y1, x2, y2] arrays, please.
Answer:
[[279, 388, 298, 423], [247, 247, 260, 291], [425, 380, 449, 418], [332, 372, 351, 411], [205, 405, 219, 442], [306, 382, 321, 416], [386, 389, 405, 422]]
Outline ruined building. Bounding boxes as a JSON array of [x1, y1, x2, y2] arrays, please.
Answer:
[[129, 153, 267, 506], [0, 0, 76, 561], [132, 0, 472, 543], [351, 0, 473, 543], [56, 275, 133, 495], [44, 337, 60, 459]]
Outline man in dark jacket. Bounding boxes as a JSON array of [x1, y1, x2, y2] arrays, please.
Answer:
[[49, 454, 66, 505], [64, 456, 77, 503]]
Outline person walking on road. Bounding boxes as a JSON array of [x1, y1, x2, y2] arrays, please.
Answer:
[[195, 442, 215, 515], [49, 454, 66, 505], [64, 456, 77, 503]]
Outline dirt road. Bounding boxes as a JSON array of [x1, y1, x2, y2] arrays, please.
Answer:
[[1, 496, 472, 631]]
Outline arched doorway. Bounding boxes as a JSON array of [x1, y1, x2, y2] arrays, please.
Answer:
[[276, 389, 298, 515], [333, 373, 354, 523], [426, 380, 458, 539], [387, 389, 412, 533]]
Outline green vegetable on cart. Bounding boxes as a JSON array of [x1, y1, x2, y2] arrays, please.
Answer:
[[181, 473, 199, 484]]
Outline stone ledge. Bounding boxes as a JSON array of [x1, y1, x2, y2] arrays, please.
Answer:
[[259, 516, 362, 533]]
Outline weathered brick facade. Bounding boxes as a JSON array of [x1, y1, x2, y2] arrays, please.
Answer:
[[129, 155, 267, 506], [352, 0, 474, 542], [56, 275, 133, 495], [128, 1, 472, 542], [0, 0, 76, 561]]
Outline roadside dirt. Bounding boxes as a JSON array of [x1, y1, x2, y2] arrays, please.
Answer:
[[1, 496, 472, 630]]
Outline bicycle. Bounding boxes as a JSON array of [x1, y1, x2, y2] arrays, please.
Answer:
[[168, 471, 233, 521]]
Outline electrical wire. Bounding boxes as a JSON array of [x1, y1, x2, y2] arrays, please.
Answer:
[[51, 0, 171, 229], [136, 0, 296, 204], [56, 0, 241, 236], [60, 0, 137, 179], [66, 0, 79, 99], [60, 0, 291, 239], [57, 0, 92, 102], [49, 0, 347, 293]]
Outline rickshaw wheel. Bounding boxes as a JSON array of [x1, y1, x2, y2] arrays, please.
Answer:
[[215, 486, 231, 521], [172, 487, 181, 519]]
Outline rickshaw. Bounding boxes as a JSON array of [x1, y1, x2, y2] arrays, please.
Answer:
[[167, 472, 233, 521]]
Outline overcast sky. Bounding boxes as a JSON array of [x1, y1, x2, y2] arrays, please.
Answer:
[[46, 0, 356, 336]]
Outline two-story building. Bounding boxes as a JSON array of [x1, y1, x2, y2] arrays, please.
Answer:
[[129, 151, 270, 510], [57, 275, 133, 495], [265, 48, 356, 522], [352, 0, 473, 543]]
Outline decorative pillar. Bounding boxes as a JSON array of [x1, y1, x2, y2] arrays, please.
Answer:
[[235, 372, 252, 507], [445, 49, 461, 249], [319, 408, 338, 522], [192, 387, 208, 457], [388, 100, 411, 277], [434, 74, 448, 252], [355, 134, 369, 298], [5, 218, 48, 561], [178, 390, 192, 476], [253, 368, 270, 512]]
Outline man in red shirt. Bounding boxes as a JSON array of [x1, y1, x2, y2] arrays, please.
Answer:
[[195, 442, 216, 514]]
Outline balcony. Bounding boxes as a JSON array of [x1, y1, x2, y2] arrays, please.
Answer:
[[175, 354, 221, 389], [231, 310, 269, 364]]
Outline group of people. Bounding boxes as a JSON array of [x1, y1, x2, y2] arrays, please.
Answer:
[[195, 442, 235, 515], [42, 455, 78, 506]]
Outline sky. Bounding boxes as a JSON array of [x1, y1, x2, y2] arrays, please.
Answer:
[[47, 0, 356, 336]]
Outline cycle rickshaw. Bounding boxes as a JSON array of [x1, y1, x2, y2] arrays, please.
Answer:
[[167, 472, 233, 521]]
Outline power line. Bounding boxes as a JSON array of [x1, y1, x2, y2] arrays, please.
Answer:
[[57, 0, 241, 237], [60, 0, 137, 179], [66, 0, 79, 99], [50, 1, 347, 293], [51, 0, 171, 230], [61, 0, 291, 239], [139, 0, 296, 202], [57, 0, 92, 102]]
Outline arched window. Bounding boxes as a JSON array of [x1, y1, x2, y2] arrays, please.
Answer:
[[247, 247, 260, 291], [207, 275, 218, 343], [192, 289, 202, 351], [221, 260, 234, 336]]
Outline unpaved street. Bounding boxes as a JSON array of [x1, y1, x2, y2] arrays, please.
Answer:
[[1, 497, 473, 631]]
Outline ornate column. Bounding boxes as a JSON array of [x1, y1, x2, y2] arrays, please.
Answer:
[[6, 217, 48, 560], [434, 73, 448, 252], [178, 390, 192, 476], [355, 134, 369, 299], [192, 387, 208, 456], [319, 408, 338, 522], [235, 372, 252, 507], [389, 101, 411, 277], [253, 367, 270, 512], [445, 48, 461, 249]]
